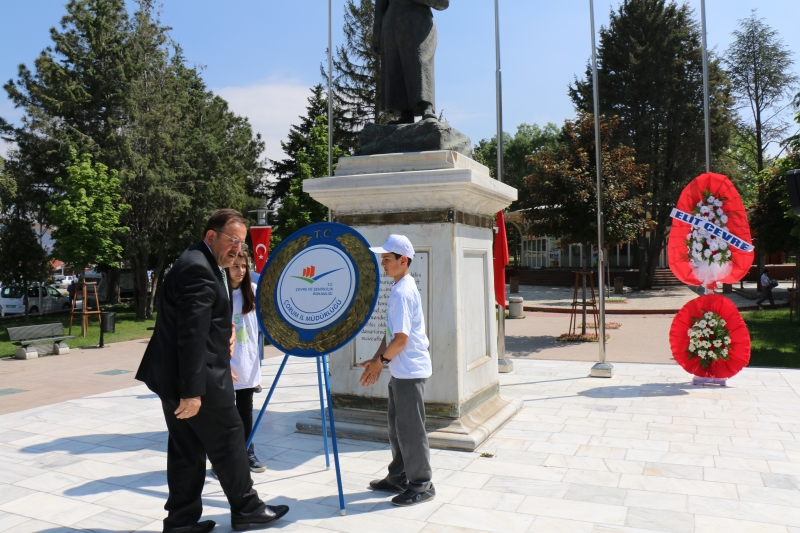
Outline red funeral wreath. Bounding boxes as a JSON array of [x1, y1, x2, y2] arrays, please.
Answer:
[[670, 294, 750, 378], [667, 172, 753, 289]]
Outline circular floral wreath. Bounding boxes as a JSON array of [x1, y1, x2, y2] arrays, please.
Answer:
[[668, 172, 753, 289], [670, 294, 750, 378], [687, 310, 731, 369]]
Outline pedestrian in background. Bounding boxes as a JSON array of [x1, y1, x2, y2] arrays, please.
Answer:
[[757, 267, 778, 309], [227, 250, 266, 473]]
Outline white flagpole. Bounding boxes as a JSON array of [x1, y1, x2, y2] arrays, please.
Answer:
[[494, 0, 512, 373], [700, 0, 711, 173], [328, 0, 333, 222], [589, 0, 612, 378]]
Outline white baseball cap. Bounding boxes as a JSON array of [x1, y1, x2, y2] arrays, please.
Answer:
[[369, 234, 415, 259]]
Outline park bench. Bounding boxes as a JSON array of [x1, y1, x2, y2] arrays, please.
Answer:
[[7, 323, 75, 360]]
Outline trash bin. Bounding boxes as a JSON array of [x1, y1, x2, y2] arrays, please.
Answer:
[[614, 277, 624, 295], [510, 277, 520, 294], [101, 312, 116, 333], [508, 296, 524, 318]]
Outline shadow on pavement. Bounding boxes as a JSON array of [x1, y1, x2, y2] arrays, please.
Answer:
[[579, 383, 690, 398]]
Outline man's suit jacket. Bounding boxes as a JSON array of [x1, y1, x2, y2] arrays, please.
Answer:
[[136, 241, 235, 407]]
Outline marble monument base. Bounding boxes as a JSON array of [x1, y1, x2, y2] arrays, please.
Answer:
[[302, 150, 521, 451], [297, 392, 521, 452]]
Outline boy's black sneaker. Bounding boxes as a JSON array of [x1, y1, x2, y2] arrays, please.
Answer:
[[391, 484, 436, 506], [369, 477, 408, 493]]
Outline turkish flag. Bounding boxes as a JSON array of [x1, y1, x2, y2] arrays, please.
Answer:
[[250, 226, 272, 274], [493, 211, 509, 307]]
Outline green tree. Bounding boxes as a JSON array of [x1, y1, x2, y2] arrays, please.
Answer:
[[0, 0, 130, 210], [725, 10, 798, 175], [473, 122, 561, 207], [48, 151, 129, 278], [522, 114, 650, 260], [268, 85, 346, 214], [121, 2, 264, 318], [750, 159, 800, 257], [2, 0, 265, 317], [1, 0, 132, 301], [0, 217, 51, 321], [0, 158, 16, 214], [725, 10, 798, 284], [570, 0, 735, 289], [273, 116, 343, 243], [326, 0, 382, 151]]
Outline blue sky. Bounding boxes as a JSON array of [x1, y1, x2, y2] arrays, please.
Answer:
[[2, 1, 799, 162]]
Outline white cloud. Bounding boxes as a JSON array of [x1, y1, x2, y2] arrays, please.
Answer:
[[215, 77, 313, 163]]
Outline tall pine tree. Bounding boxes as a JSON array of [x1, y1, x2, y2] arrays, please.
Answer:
[[570, 0, 735, 289], [325, 0, 382, 152], [268, 85, 346, 212]]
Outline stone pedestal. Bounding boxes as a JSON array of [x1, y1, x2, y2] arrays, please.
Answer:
[[302, 151, 522, 451]]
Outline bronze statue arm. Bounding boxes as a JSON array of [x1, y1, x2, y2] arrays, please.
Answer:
[[373, 0, 389, 53], [412, 0, 450, 10]]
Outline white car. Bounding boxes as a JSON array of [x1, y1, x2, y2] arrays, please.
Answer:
[[0, 284, 73, 315]]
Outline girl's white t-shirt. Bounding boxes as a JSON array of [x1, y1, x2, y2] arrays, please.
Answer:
[[231, 282, 262, 390]]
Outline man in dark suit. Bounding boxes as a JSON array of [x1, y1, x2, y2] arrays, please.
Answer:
[[136, 209, 289, 533]]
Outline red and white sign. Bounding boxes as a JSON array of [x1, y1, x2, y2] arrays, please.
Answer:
[[250, 226, 272, 274]]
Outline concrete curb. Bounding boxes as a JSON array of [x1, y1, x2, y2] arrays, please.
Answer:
[[515, 302, 789, 315]]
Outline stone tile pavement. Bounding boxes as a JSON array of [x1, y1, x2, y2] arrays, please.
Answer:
[[509, 285, 788, 312], [2, 355, 800, 532], [504, 312, 675, 365]]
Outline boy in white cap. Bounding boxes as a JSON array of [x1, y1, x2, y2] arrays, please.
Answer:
[[359, 234, 434, 506]]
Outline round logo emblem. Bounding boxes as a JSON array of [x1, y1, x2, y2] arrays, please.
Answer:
[[277, 245, 356, 329], [256, 222, 380, 357]]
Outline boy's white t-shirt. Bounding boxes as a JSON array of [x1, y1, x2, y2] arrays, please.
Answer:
[[231, 282, 262, 390], [386, 274, 431, 379]]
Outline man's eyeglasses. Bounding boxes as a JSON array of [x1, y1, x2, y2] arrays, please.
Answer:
[[216, 230, 248, 251]]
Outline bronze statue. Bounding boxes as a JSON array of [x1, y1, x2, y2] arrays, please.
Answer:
[[372, 0, 450, 124]]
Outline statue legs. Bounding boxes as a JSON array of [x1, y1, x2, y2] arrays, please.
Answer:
[[387, 102, 436, 124]]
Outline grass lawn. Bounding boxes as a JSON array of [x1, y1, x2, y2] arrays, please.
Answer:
[[743, 309, 800, 369], [0, 304, 154, 358]]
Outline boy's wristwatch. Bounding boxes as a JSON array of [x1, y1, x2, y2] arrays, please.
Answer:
[[379, 353, 389, 365]]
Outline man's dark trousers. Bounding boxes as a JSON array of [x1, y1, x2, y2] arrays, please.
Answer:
[[161, 400, 264, 529], [756, 287, 775, 306], [137, 241, 269, 529], [386, 377, 432, 493]]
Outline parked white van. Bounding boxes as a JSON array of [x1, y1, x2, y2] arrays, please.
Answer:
[[0, 284, 72, 315]]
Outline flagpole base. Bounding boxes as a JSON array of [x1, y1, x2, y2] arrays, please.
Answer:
[[498, 358, 514, 373], [590, 362, 613, 378]]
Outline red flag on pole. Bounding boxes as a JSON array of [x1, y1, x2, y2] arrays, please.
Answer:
[[250, 226, 272, 274], [493, 211, 509, 307]]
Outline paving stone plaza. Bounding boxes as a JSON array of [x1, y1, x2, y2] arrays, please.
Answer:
[[2, 341, 800, 533]]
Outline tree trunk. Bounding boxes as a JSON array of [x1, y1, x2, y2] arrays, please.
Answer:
[[146, 251, 168, 319], [132, 247, 150, 320], [637, 237, 648, 289], [107, 267, 121, 304], [23, 279, 29, 323], [644, 224, 665, 290]]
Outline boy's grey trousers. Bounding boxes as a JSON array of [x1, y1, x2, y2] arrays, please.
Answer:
[[386, 376, 432, 493]]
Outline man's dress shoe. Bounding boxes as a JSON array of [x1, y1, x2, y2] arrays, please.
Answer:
[[231, 505, 289, 531], [163, 519, 215, 533]]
